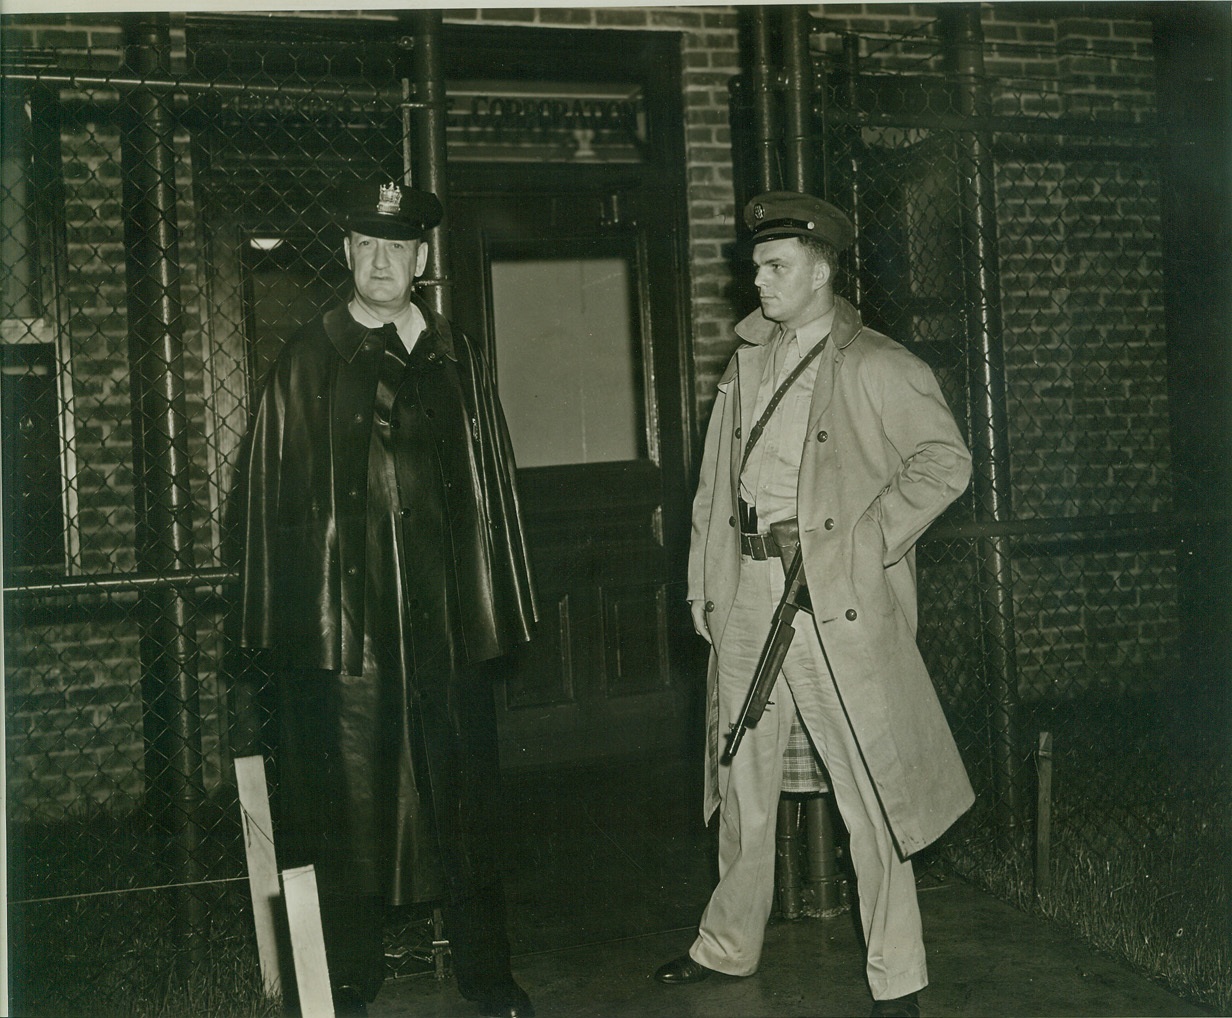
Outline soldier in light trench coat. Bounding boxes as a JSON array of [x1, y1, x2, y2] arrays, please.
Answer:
[[656, 192, 974, 1018]]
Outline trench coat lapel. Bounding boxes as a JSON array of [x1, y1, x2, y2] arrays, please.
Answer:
[[805, 296, 862, 436], [733, 343, 767, 502], [731, 311, 778, 511]]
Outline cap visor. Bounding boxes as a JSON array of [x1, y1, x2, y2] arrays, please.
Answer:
[[342, 214, 427, 241]]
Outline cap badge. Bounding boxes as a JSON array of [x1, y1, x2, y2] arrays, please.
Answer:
[[376, 182, 402, 216], [807, 220, 815, 230], [753, 202, 765, 220]]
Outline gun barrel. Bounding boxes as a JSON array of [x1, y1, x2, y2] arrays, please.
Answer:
[[724, 618, 796, 761], [747, 622, 794, 722], [723, 541, 809, 764]]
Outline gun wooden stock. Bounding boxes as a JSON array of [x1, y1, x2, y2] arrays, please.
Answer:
[[724, 543, 810, 761]]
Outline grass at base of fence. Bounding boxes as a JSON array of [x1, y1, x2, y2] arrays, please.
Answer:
[[123, 957, 283, 1018], [9, 884, 283, 1018], [940, 758, 1231, 1015]]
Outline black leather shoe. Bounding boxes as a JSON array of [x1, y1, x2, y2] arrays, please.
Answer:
[[871, 992, 920, 1017], [654, 954, 715, 984], [331, 986, 369, 1017]]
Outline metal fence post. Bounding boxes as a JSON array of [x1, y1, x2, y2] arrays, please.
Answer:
[[118, 14, 206, 965], [947, 6, 1021, 831], [836, 33, 865, 309], [747, 7, 780, 191], [402, 10, 452, 320], [780, 5, 814, 195]]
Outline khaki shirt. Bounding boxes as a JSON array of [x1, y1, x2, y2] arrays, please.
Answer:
[[739, 310, 834, 527]]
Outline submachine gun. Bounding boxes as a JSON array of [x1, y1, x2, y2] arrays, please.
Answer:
[[724, 518, 813, 762]]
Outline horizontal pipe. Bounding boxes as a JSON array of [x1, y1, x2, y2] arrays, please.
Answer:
[[7, 511, 1230, 600], [5, 567, 236, 598], [1, 68, 401, 103], [814, 105, 1156, 141], [927, 510, 1227, 542]]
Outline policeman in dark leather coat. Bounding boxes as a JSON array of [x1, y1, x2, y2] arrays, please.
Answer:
[[236, 180, 538, 1017]]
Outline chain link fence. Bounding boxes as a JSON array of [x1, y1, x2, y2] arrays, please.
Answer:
[[1, 18, 444, 1015], [802, 10, 1228, 1010], [3, 7, 1228, 1017]]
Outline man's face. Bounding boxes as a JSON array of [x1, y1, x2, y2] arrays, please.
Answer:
[[345, 232, 428, 312], [752, 237, 830, 329]]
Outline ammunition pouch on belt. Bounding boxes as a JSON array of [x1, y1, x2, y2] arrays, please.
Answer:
[[740, 510, 801, 574]]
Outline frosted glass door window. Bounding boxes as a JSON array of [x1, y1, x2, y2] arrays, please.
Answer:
[[491, 256, 645, 467]]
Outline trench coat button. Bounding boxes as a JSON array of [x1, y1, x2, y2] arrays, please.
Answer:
[[704, 600, 715, 612], [824, 518, 835, 530], [353, 412, 363, 424], [735, 427, 742, 439], [349, 488, 359, 499], [729, 516, 737, 528], [845, 608, 857, 621], [425, 408, 436, 419], [347, 566, 358, 577], [817, 430, 828, 442], [401, 507, 412, 518]]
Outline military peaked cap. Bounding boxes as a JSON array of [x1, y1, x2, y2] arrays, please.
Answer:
[[744, 191, 854, 252], [337, 180, 443, 240]]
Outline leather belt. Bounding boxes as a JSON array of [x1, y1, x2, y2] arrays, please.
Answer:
[[741, 530, 780, 560]]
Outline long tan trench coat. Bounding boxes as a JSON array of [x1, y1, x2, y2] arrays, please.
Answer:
[[689, 294, 975, 857]]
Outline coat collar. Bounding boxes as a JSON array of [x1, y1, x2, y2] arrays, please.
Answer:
[[734, 293, 864, 350], [323, 291, 459, 364]]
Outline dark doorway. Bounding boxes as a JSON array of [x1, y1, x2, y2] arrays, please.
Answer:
[[444, 25, 696, 769]]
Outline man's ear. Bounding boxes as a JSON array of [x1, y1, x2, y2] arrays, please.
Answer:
[[343, 235, 353, 270], [812, 255, 832, 292], [414, 241, 429, 279]]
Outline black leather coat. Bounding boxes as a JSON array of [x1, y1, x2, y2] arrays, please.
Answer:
[[238, 298, 538, 675]]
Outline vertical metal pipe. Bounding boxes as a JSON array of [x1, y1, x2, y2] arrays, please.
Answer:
[[751, 6, 845, 915], [119, 13, 205, 963], [780, 5, 814, 194], [403, 11, 451, 319], [748, 6, 779, 191], [775, 798, 802, 919], [1034, 730, 1053, 896], [804, 794, 844, 913], [947, 6, 1020, 828], [839, 33, 865, 307]]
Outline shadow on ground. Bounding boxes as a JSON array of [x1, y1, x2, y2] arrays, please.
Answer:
[[370, 757, 1209, 1018]]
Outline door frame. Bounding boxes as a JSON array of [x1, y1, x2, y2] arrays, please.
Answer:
[[441, 24, 700, 767]]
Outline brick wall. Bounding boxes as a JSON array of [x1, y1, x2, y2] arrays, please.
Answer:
[[2, 5, 1180, 816], [4, 16, 226, 817], [804, 5, 1176, 703]]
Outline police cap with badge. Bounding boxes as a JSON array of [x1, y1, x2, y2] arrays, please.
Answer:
[[337, 180, 443, 241], [743, 190, 854, 252]]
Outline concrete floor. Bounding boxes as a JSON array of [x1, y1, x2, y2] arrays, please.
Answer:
[[366, 758, 1209, 1018]]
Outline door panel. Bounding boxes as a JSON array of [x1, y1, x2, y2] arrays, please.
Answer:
[[490, 254, 645, 466]]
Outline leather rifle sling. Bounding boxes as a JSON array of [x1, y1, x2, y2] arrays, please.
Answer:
[[739, 333, 829, 477]]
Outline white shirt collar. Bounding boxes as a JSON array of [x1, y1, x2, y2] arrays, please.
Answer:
[[348, 298, 425, 352]]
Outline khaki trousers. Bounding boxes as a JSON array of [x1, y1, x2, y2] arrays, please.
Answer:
[[690, 556, 928, 1000]]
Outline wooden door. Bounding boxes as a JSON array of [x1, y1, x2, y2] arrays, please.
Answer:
[[450, 175, 694, 769]]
